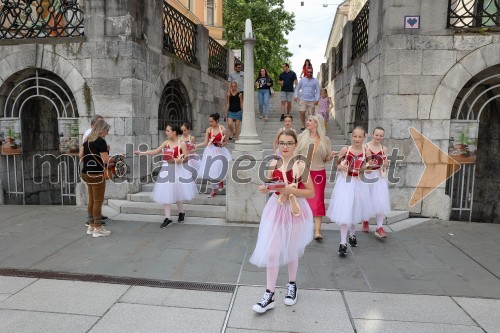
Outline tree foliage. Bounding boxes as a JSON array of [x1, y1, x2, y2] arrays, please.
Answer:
[[223, 0, 295, 88]]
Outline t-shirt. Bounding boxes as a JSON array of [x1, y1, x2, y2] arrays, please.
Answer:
[[255, 77, 273, 90], [279, 70, 297, 92], [228, 71, 245, 91], [81, 137, 108, 174], [82, 128, 92, 143]]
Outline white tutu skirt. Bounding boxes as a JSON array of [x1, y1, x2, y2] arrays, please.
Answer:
[[326, 173, 374, 225], [151, 162, 197, 204], [365, 169, 391, 215], [249, 195, 314, 268], [187, 153, 200, 180], [197, 145, 232, 181]]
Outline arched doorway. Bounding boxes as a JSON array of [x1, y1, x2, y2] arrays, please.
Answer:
[[157, 80, 191, 130], [447, 65, 500, 223], [350, 80, 369, 132], [0, 69, 79, 205]]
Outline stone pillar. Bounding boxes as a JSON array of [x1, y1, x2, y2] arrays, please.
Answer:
[[226, 19, 266, 223], [84, 0, 105, 41], [343, 21, 353, 69], [196, 25, 209, 73]]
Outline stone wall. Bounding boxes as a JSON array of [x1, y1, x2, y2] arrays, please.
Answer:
[[0, 0, 227, 204], [325, 0, 500, 220]]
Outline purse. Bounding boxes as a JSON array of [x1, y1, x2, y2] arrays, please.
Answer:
[[87, 142, 114, 180]]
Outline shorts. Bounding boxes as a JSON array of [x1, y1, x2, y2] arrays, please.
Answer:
[[228, 110, 243, 121], [299, 100, 316, 113], [281, 91, 294, 102]]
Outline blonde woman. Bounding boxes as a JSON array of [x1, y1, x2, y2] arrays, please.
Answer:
[[296, 115, 336, 240]]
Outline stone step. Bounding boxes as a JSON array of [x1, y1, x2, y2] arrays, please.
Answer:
[[108, 199, 226, 218], [128, 192, 226, 205]]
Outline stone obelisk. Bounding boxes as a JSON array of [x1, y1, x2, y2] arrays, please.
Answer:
[[226, 19, 266, 223]]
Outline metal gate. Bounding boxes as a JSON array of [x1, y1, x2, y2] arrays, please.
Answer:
[[1, 69, 79, 205], [158, 80, 191, 130], [354, 84, 369, 131]]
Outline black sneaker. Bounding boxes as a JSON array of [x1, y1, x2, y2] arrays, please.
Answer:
[[338, 243, 348, 256], [284, 282, 297, 306], [300, 128, 305, 132], [280, 114, 285, 121], [348, 235, 357, 247], [252, 290, 275, 313], [160, 218, 173, 228], [178, 212, 185, 223]]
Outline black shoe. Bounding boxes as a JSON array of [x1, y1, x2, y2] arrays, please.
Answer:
[[102, 216, 109, 221], [178, 212, 185, 223], [300, 128, 305, 132], [348, 235, 357, 247], [160, 218, 173, 228], [252, 290, 275, 313], [284, 282, 297, 306], [338, 243, 348, 256], [280, 114, 285, 121]]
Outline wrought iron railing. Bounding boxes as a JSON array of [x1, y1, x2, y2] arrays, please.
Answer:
[[0, 0, 84, 39], [208, 37, 227, 79], [351, 0, 369, 60], [333, 38, 343, 79], [448, 0, 500, 28], [163, 1, 197, 64]]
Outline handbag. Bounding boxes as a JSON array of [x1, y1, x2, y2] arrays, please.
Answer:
[[87, 142, 115, 180]]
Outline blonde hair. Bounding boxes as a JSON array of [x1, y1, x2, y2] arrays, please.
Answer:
[[296, 115, 330, 159], [86, 119, 110, 142]]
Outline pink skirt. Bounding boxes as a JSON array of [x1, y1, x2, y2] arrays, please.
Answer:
[[306, 169, 327, 216], [249, 194, 313, 268]]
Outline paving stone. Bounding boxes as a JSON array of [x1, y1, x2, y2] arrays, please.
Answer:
[[454, 297, 500, 333], [0, 279, 128, 316], [227, 286, 353, 332], [0, 276, 36, 294], [354, 319, 482, 333], [0, 309, 98, 333], [89, 303, 226, 333], [345, 292, 474, 325], [120, 286, 231, 310], [0, 294, 10, 302]]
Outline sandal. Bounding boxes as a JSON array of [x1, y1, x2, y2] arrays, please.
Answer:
[[314, 234, 324, 241]]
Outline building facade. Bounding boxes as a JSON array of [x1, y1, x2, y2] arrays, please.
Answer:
[[322, 0, 500, 223], [168, 0, 224, 44], [0, 0, 230, 206]]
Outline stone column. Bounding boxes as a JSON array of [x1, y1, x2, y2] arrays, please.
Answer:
[[343, 21, 353, 69], [196, 25, 209, 73], [84, 0, 105, 41], [226, 19, 266, 223]]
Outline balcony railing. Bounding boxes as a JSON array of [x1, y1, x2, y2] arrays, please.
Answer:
[[448, 0, 500, 28], [163, 1, 197, 64], [351, 0, 369, 60], [0, 0, 84, 39], [208, 37, 227, 79], [333, 38, 343, 79]]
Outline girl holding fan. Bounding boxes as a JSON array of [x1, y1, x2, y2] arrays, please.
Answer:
[[326, 127, 373, 256], [250, 129, 314, 314], [196, 113, 232, 198], [362, 127, 390, 238], [135, 125, 197, 228]]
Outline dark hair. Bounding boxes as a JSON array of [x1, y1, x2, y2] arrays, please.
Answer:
[[373, 126, 385, 133], [282, 63, 290, 68], [352, 126, 366, 136], [258, 68, 269, 78], [181, 123, 191, 130], [278, 129, 298, 143], [235, 62, 243, 68], [209, 113, 220, 122], [302, 59, 312, 69], [167, 124, 182, 136], [284, 115, 293, 121]]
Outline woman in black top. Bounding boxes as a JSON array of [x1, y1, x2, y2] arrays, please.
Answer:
[[255, 67, 273, 121], [225, 81, 243, 140], [80, 119, 114, 238]]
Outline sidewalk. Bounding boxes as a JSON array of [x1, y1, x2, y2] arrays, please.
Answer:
[[0, 205, 499, 332]]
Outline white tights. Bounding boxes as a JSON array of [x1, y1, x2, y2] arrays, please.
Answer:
[[266, 259, 298, 292], [163, 202, 184, 219], [340, 224, 357, 244]]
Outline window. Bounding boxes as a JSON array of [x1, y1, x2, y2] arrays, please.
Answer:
[[187, 0, 194, 11], [206, 0, 214, 25]]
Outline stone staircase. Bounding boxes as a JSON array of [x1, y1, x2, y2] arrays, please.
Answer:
[[108, 93, 409, 224]]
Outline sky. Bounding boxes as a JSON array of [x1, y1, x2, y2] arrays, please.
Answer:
[[283, 0, 340, 75]]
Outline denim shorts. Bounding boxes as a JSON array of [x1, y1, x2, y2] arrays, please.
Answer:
[[228, 110, 243, 121], [281, 91, 294, 102]]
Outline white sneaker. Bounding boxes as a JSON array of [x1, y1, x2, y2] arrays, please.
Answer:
[[252, 290, 275, 313], [93, 227, 111, 238], [284, 282, 297, 306], [86, 226, 94, 235]]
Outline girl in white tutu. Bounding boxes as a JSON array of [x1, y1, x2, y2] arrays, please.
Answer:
[[272, 115, 296, 158], [195, 113, 232, 198], [250, 129, 315, 314], [180, 123, 199, 178], [361, 126, 390, 238], [326, 127, 373, 256], [134, 125, 197, 227]]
